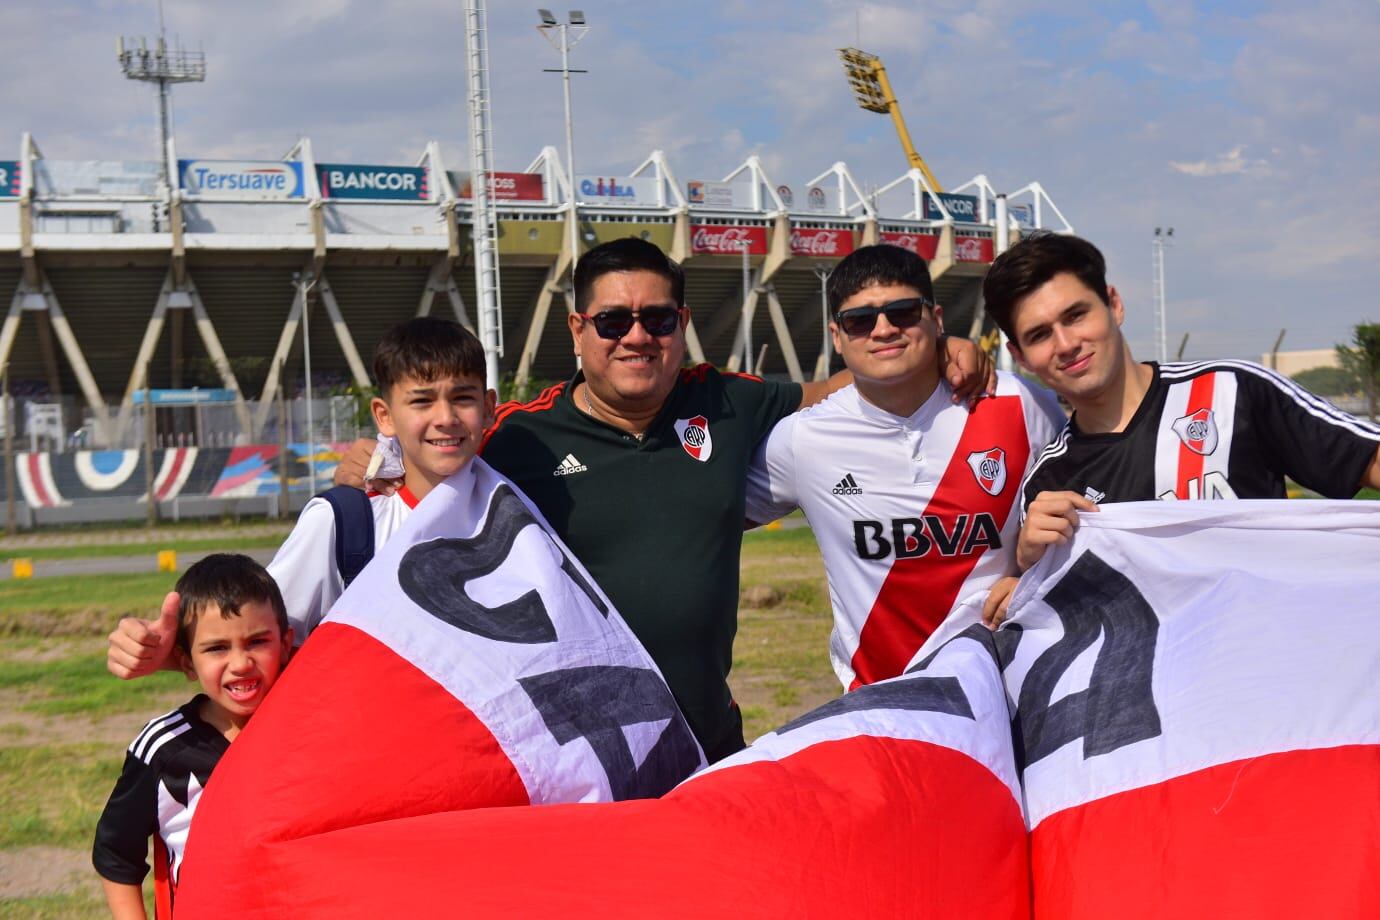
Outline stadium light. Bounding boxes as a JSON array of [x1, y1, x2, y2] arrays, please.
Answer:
[[117, 14, 205, 232], [836, 47, 943, 193], [1153, 228, 1174, 363], [537, 10, 590, 270]]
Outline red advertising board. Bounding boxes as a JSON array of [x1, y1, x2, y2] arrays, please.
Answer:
[[954, 234, 995, 263], [459, 171, 545, 201], [789, 227, 854, 258], [879, 231, 941, 260], [690, 224, 769, 255]]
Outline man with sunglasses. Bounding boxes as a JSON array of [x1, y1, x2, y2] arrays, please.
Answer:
[[747, 244, 1064, 690], [304, 238, 987, 761]]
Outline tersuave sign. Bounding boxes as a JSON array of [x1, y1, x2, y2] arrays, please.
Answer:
[[318, 163, 428, 201], [689, 225, 768, 255], [178, 160, 305, 200]]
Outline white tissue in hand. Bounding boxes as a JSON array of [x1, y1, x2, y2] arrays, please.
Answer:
[[365, 434, 406, 482]]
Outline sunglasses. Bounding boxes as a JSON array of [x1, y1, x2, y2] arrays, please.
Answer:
[[834, 297, 933, 337], [577, 306, 682, 340]]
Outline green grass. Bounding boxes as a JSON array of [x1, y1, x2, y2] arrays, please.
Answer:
[[0, 744, 126, 850], [1358, 487, 1380, 500], [0, 573, 173, 637], [0, 534, 284, 564], [0, 654, 188, 718], [0, 892, 111, 919]]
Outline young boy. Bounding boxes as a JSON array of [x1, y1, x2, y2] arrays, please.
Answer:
[[104, 317, 496, 673], [92, 554, 293, 919]]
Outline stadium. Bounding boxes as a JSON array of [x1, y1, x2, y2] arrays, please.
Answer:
[[0, 131, 1070, 523]]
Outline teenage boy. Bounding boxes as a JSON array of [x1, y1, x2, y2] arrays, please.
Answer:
[[106, 317, 496, 668], [93, 554, 293, 919], [982, 231, 1380, 577], [746, 244, 1064, 689]]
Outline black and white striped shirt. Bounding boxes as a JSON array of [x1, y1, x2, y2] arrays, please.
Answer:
[[1021, 360, 1380, 515], [92, 696, 228, 900]]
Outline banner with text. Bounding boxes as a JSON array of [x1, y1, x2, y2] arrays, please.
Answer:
[[789, 226, 854, 258], [689, 224, 769, 255], [451, 171, 546, 202], [923, 192, 981, 223], [577, 175, 660, 207], [178, 159, 305, 200], [954, 233, 995, 262], [880, 230, 941, 260], [318, 163, 428, 201], [0, 161, 18, 198]]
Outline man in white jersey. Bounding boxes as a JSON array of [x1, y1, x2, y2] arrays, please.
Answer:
[[747, 244, 1064, 690], [980, 231, 1380, 584]]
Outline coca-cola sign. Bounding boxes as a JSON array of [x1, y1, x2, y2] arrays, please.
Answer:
[[880, 231, 940, 260], [954, 234, 995, 263], [789, 227, 854, 257], [689, 224, 768, 255]]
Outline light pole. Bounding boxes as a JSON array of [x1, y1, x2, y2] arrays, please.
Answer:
[[740, 240, 754, 372], [537, 10, 589, 274], [1153, 227, 1174, 364], [293, 273, 318, 495], [812, 265, 831, 381]]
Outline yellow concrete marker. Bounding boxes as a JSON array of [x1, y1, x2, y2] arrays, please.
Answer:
[[765, 520, 783, 531], [12, 558, 33, 579], [157, 550, 178, 572]]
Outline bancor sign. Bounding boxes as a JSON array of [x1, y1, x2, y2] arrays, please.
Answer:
[[0, 161, 19, 198], [318, 164, 427, 201], [179, 160, 304, 200], [689, 225, 768, 255]]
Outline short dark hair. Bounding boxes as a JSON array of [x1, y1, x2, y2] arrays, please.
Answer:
[[983, 232, 1111, 341], [175, 553, 289, 654], [373, 317, 487, 396], [574, 237, 685, 312], [826, 244, 935, 314]]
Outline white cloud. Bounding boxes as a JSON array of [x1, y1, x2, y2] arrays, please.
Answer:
[[1168, 145, 1270, 177]]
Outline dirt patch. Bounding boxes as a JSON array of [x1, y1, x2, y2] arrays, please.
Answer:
[[0, 609, 124, 639], [0, 846, 101, 899], [0, 637, 107, 664], [0, 693, 187, 748]]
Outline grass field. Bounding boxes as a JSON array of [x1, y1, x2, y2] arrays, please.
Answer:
[[0, 522, 834, 915]]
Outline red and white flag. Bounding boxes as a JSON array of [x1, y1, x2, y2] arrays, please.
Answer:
[[993, 500, 1380, 918], [184, 622, 1030, 918], [176, 458, 703, 916]]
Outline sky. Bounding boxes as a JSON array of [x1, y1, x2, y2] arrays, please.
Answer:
[[5, 0, 1378, 360]]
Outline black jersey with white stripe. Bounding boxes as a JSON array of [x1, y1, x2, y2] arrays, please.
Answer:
[[92, 696, 228, 892], [1021, 360, 1380, 515]]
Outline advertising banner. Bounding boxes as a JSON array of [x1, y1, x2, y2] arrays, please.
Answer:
[[33, 160, 161, 198], [923, 192, 981, 223], [178, 159, 305, 200], [689, 224, 768, 255], [318, 163, 428, 201], [989, 201, 1035, 228], [880, 231, 941, 260], [577, 175, 660, 207], [0, 162, 18, 198], [686, 180, 741, 209], [789, 226, 854, 258], [954, 233, 995, 263], [451, 171, 545, 202], [776, 184, 840, 214]]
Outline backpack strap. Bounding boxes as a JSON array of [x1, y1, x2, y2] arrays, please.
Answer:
[[316, 486, 376, 588]]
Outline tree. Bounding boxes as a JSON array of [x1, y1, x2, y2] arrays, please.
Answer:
[[1290, 366, 1358, 398], [1336, 322, 1380, 419]]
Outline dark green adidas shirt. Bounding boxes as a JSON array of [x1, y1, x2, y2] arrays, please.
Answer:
[[481, 365, 802, 762]]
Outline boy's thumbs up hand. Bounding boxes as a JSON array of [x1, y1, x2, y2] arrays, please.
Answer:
[[107, 591, 180, 680]]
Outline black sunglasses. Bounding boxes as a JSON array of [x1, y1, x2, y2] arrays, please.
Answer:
[[577, 306, 682, 340], [834, 297, 933, 337]]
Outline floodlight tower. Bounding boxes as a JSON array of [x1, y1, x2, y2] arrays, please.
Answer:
[[537, 10, 589, 271], [117, 13, 205, 229], [837, 48, 942, 191], [464, 0, 504, 391], [1153, 227, 1174, 363]]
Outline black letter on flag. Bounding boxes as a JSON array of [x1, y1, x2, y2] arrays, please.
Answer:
[[519, 665, 702, 799], [775, 674, 974, 735], [1014, 551, 1161, 767], [398, 484, 607, 644]]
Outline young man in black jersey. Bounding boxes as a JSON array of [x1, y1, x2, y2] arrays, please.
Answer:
[[977, 232, 1380, 624]]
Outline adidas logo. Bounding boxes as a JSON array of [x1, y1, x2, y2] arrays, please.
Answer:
[[832, 473, 863, 496], [553, 453, 588, 476], [1083, 486, 1106, 504]]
